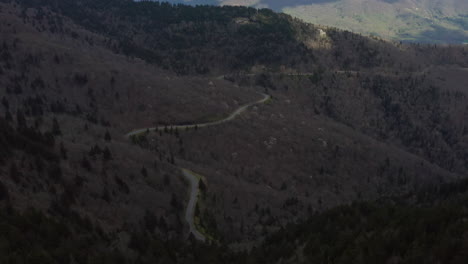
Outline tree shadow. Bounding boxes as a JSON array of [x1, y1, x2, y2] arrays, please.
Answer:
[[401, 24, 468, 44]]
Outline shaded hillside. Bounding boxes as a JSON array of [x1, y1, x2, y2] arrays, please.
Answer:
[[0, 0, 467, 262], [0, 0, 262, 249], [3, 178, 468, 263], [247, 178, 468, 264], [11, 0, 467, 74]]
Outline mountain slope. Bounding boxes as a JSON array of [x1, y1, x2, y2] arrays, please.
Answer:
[[0, 0, 467, 262], [166, 0, 468, 43], [284, 0, 468, 43]]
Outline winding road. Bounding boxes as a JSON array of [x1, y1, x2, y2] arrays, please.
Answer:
[[126, 91, 271, 241], [181, 169, 206, 241], [126, 92, 271, 137]]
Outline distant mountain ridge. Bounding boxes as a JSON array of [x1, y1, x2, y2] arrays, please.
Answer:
[[161, 0, 468, 43]]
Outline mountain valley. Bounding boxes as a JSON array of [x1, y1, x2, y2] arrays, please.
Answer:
[[0, 0, 467, 263]]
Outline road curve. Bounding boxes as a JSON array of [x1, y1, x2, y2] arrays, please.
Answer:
[[126, 92, 271, 137], [181, 169, 206, 241], [126, 92, 271, 242]]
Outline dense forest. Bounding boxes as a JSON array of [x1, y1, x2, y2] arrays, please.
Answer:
[[3, 180, 468, 263], [6, 0, 467, 74]]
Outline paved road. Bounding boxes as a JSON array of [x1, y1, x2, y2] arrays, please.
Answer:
[[181, 169, 206, 241], [126, 92, 271, 242], [126, 92, 271, 137], [217, 68, 433, 80]]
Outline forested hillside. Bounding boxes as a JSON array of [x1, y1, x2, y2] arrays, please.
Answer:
[[283, 0, 468, 44], [248, 183, 468, 264], [0, 0, 467, 262], [164, 0, 468, 44]]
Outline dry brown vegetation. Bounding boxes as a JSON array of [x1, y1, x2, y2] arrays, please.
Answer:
[[0, 1, 259, 246], [0, 0, 467, 262]]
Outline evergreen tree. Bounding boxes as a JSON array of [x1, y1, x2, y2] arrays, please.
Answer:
[[52, 118, 61, 135], [104, 130, 112, 141], [103, 147, 112, 161]]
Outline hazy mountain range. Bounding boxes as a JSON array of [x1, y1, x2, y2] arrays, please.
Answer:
[[164, 0, 468, 43]]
